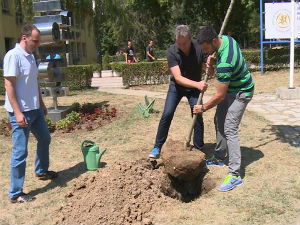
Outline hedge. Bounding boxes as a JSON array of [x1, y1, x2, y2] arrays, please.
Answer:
[[111, 61, 169, 87], [109, 54, 125, 63], [242, 48, 300, 65], [60, 64, 99, 90], [1, 64, 99, 95]]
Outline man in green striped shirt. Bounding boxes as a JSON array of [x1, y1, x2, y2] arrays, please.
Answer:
[[194, 26, 254, 192]]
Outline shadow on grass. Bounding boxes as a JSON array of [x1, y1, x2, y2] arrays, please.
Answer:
[[269, 125, 300, 148], [0, 100, 4, 106], [29, 161, 107, 197], [202, 143, 264, 179], [240, 147, 264, 178]]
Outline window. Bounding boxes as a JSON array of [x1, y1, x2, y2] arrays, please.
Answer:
[[2, 0, 10, 12], [16, 12, 24, 24]]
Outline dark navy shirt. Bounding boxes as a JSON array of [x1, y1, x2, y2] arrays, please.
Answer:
[[166, 39, 207, 82]]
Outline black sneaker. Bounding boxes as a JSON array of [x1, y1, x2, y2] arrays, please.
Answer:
[[36, 171, 58, 180], [11, 193, 36, 203]]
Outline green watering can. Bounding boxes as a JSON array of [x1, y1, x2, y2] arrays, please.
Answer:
[[81, 140, 106, 171]]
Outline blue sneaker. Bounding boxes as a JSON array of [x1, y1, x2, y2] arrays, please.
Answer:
[[149, 147, 160, 159], [218, 174, 243, 192], [205, 155, 225, 167]]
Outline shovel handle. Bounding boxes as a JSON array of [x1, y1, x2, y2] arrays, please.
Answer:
[[185, 74, 208, 147], [184, 0, 235, 148]]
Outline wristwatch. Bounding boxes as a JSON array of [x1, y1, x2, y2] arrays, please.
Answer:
[[201, 104, 206, 113]]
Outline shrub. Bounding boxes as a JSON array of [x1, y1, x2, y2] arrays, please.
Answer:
[[153, 49, 166, 59], [91, 63, 101, 72], [242, 48, 300, 65], [70, 102, 81, 112], [109, 54, 125, 62], [45, 116, 56, 133], [56, 111, 80, 132], [111, 61, 169, 87], [61, 65, 94, 91]]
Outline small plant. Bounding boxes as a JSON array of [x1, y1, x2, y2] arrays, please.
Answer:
[[56, 111, 80, 132], [46, 103, 117, 133], [81, 103, 96, 114], [66, 111, 80, 124], [45, 116, 56, 133], [70, 102, 81, 112]]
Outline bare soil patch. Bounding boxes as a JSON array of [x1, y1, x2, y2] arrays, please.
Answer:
[[57, 154, 215, 225]]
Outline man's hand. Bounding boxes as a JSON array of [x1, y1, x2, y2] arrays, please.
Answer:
[[15, 112, 28, 128], [196, 80, 208, 92], [193, 104, 204, 114]]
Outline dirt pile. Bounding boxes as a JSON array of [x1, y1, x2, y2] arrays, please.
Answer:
[[56, 154, 215, 224], [159, 139, 214, 202], [56, 159, 168, 225], [161, 139, 206, 181]]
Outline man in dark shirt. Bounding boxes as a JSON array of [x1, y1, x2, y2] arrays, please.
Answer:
[[149, 25, 208, 159], [125, 40, 138, 63], [146, 40, 155, 62]]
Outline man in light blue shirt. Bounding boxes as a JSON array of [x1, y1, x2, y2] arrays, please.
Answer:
[[4, 24, 58, 203]]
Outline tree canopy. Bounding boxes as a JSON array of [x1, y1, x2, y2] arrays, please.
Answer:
[[19, 0, 260, 59]]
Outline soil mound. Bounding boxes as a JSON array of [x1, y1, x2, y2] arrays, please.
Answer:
[[57, 159, 167, 225], [56, 157, 215, 224], [161, 139, 206, 181]]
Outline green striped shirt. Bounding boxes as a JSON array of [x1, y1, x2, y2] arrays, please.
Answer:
[[217, 35, 254, 96]]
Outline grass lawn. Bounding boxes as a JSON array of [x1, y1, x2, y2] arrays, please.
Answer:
[[0, 69, 299, 224]]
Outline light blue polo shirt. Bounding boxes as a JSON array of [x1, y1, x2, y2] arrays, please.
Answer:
[[3, 43, 40, 113]]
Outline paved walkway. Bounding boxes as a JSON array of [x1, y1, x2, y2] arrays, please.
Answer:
[[92, 77, 300, 147]]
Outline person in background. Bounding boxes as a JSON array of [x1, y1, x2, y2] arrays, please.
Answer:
[[3, 24, 58, 203], [146, 40, 155, 62], [125, 40, 138, 63], [194, 26, 254, 192]]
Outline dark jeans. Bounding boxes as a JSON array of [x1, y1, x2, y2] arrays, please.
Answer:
[[154, 81, 204, 149]]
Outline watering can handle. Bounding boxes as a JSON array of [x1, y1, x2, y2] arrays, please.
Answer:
[[81, 140, 95, 149]]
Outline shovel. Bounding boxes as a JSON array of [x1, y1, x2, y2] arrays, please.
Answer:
[[184, 0, 235, 148]]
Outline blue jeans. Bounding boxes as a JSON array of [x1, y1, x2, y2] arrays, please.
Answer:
[[154, 81, 204, 149], [8, 108, 51, 199]]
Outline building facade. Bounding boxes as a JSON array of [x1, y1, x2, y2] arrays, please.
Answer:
[[0, 0, 97, 67], [0, 0, 23, 67]]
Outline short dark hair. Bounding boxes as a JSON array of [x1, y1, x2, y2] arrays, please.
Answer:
[[21, 24, 40, 37], [197, 26, 218, 44]]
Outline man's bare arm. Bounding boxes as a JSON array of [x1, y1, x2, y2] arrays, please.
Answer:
[[193, 82, 229, 113], [5, 77, 28, 127], [170, 65, 208, 92]]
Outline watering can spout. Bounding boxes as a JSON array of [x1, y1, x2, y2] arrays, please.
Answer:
[[96, 148, 107, 164]]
